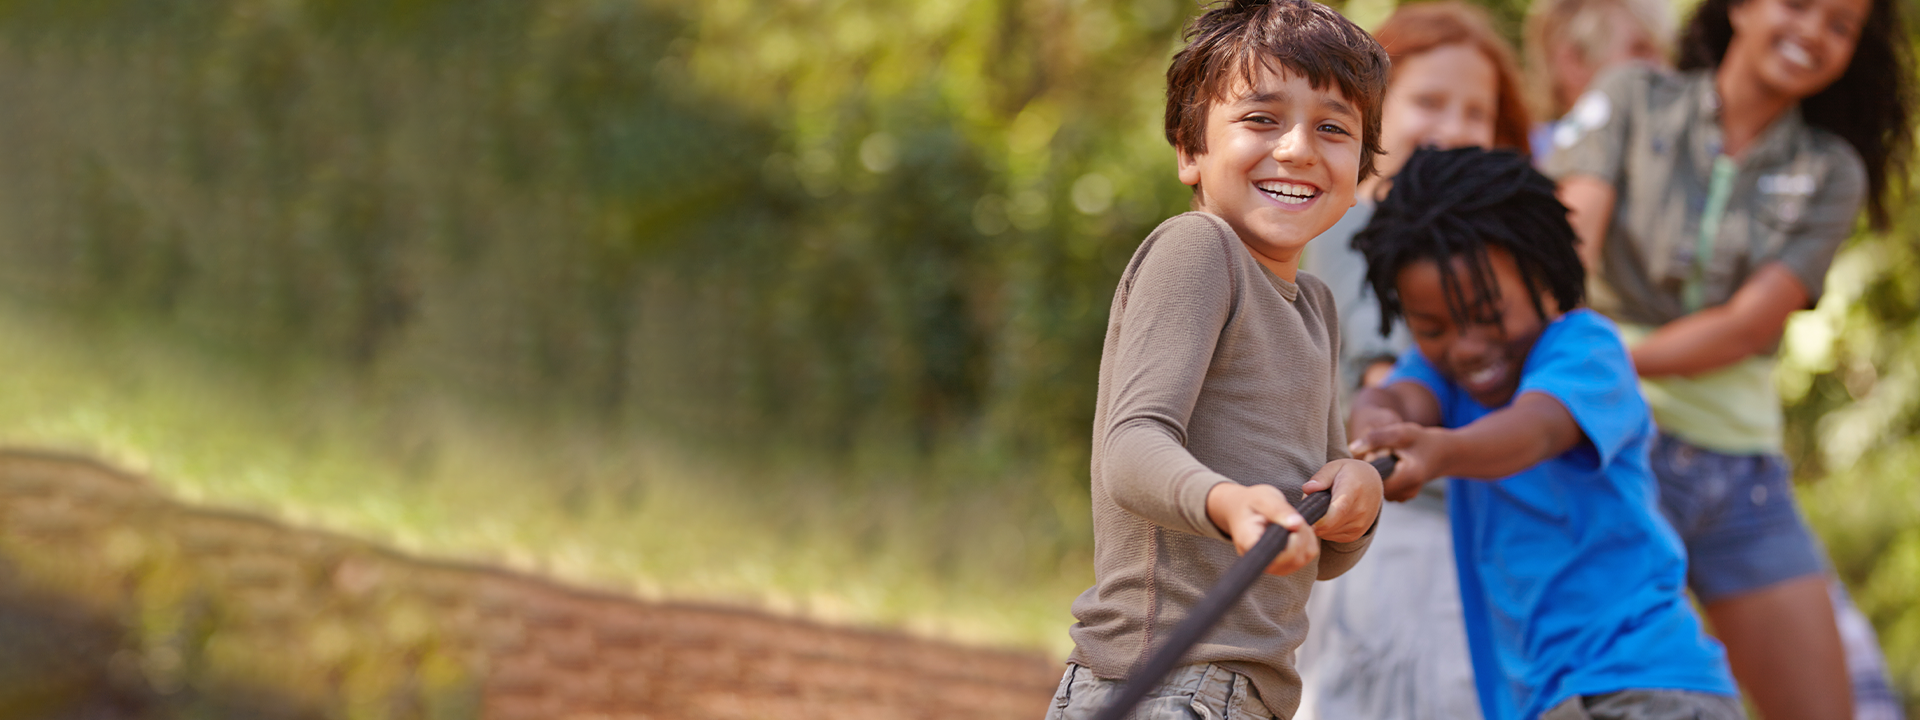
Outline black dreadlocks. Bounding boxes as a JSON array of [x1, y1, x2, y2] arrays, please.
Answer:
[[1351, 146, 1585, 337]]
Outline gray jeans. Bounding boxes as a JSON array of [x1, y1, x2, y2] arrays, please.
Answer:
[[1540, 690, 1746, 720], [1044, 663, 1277, 720]]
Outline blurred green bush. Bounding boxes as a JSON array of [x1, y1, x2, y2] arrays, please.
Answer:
[[0, 0, 1199, 482], [0, 0, 1538, 483]]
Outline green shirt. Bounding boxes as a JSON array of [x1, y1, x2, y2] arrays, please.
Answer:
[[1547, 66, 1866, 453]]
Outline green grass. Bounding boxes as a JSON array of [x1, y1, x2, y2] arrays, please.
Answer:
[[0, 300, 1089, 657]]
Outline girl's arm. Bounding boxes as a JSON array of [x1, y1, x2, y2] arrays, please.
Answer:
[[1628, 263, 1808, 377], [1549, 67, 1642, 272], [1557, 177, 1816, 378], [1351, 391, 1585, 501]]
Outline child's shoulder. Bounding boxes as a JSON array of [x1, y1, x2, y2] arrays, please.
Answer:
[[1530, 309, 1629, 361], [1292, 269, 1335, 306], [1573, 63, 1694, 130], [1145, 211, 1239, 251], [1124, 212, 1244, 279], [1587, 62, 1686, 103], [1522, 310, 1639, 390], [1292, 264, 1332, 290], [1542, 308, 1622, 341]]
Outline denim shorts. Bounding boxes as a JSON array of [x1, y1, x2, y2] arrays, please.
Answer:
[[1043, 663, 1276, 720], [1540, 689, 1746, 720], [1649, 433, 1826, 603]]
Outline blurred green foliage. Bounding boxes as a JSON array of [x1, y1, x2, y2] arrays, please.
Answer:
[[0, 0, 1176, 485], [1781, 177, 1920, 705], [0, 0, 1523, 482], [0, 0, 1910, 710]]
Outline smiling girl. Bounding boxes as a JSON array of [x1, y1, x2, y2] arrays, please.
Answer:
[[1548, 0, 1913, 715]]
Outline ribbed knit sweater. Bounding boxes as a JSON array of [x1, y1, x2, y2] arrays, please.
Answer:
[[1066, 212, 1372, 718]]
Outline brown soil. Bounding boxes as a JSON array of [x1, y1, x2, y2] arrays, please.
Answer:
[[0, 448, 1060, 719]]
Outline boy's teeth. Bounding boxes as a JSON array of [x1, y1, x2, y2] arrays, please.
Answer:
[[1467, 364, 1502, 386], [1257, 181, 1316, 204]]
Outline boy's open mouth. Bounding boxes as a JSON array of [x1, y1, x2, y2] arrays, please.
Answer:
[[1461, 359, 1509, 395], [1256, 180, 1319, 206]]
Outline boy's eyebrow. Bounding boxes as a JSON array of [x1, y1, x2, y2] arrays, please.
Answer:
[[1320, 96, 1358, 120], [1239, 89, 1358, 120]]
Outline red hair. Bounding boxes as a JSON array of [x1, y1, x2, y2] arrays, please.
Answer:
[[1372, 1, 1533, 152]]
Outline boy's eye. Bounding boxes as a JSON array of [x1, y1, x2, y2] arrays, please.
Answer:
[[1318, 123, 1352, 136], [1470, 314, 1507, 329]]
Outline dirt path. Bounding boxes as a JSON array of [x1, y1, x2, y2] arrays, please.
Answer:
[[0, 449, 1060, 719]]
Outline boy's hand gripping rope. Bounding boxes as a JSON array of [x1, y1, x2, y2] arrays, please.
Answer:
[[1089, 454, 1398, 720]]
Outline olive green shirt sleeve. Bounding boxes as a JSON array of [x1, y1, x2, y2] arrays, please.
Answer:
[[1766, 138, 1865, 306], [1546, 65, 1644, 186]]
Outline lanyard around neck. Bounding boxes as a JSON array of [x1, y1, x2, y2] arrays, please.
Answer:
[[1686, 155, 1740, 313]]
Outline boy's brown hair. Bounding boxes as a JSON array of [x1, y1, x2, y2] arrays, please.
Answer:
[[1165, 0, 1392, 181]]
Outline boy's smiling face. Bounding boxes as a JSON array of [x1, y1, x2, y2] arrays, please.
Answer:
[[1398, 246, 1560, 408], [1177, 65, 1362, 280]]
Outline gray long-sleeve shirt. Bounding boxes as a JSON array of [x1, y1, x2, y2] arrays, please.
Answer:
[[1067, 212, 1374, 718]]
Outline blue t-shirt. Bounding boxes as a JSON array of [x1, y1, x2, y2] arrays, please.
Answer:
[[1388, 309, 1737, 720]]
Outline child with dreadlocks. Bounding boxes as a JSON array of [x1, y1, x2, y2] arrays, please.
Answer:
[[1346, 147, 1741, 720]]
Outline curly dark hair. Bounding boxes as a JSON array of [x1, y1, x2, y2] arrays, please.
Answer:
[[1353, 147, 1586, 336], [1678, 0, 1915, 230], [1165, 0, 1392, 181]]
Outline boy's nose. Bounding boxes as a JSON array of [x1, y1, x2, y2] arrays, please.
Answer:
[[1271, 124, 1318, 165], [1450, 326, 1496, 362]]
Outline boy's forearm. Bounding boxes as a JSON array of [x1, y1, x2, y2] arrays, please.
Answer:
[[1429, 393, 1582, 480], [1104, 418, 1236, 542]]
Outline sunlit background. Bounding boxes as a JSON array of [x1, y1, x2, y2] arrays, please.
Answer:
[[0, 0, 1913, 716]]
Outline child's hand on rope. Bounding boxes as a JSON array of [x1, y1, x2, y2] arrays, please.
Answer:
[[1347, 403, 1407, 456], [1301, 458, 1381, 543], [1204, 481, 1319, 576], [1350, 423, 1447, 502]]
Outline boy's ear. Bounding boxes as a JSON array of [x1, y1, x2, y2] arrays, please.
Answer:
[[1176, 147, 1203, 187]]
